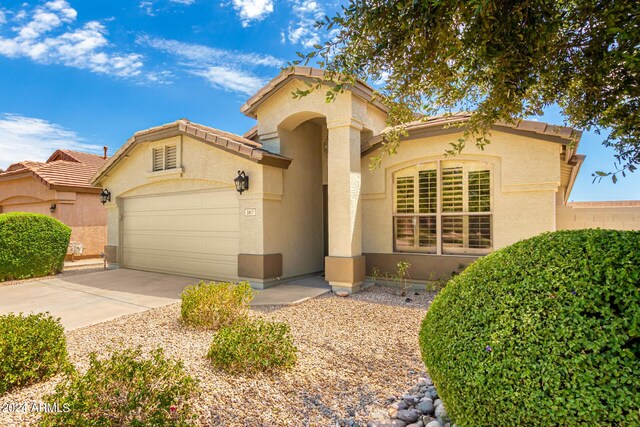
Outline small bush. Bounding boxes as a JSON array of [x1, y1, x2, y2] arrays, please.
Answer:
[[0, 212, 71, 281], [0, 313, 69, 394], [208, 318, 297, 373], [181, 281, 253, 330], [39, 348, 199, 427], [420, 229, 640, 426]]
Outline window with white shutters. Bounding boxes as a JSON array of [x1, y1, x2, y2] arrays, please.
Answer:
[[393, 161, 492, 255]]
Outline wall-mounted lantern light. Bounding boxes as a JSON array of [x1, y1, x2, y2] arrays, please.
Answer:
[[99, 189, 111, 205], [234, 171, 249, 194], [49, 203, 56, 213]]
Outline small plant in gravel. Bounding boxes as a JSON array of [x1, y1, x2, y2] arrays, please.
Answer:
[[394, 261, 412, 296], [181, 281, 253, 330], [420, 229, 640, 426], [0, 313, 70, 395], [208, 318, 297, 373], [39, 348, 199, 427]]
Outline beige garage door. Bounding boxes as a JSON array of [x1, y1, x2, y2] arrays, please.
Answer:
[[122, 189, 239, 281]]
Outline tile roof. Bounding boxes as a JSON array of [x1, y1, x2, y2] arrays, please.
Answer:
[[0, 149, 107, 191], [361, 113, 582, 154], [93, 118, 292, 185], [240, 66, 389, 118]]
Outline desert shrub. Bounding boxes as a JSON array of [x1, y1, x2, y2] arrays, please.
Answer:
[[420, 229, 640, 426], [0, 313, 69, 394], [0, 212, 71, 281], [181, 281, 253, 330], [208, 318, 297, 373], [39, 348, 199, 427]]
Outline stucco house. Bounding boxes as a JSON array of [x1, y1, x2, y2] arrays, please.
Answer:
[[92, 67, 640, 293], [0, 149, 108, 259]]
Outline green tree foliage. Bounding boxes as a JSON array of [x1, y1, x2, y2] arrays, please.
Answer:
[[296, 0, 639, 179]]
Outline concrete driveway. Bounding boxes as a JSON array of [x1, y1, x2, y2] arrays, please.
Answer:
[[0, 269, 198, 330], [0, 269, 331, 331]]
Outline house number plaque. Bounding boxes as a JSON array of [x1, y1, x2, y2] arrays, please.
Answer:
[[244, 208, 256, 216]]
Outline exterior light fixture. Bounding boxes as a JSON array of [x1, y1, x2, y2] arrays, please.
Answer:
[[99, 189, 111, 204], [234, 171, 249, 194], [49, 203, 56, 213]]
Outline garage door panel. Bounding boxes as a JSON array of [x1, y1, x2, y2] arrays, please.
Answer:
[[123, 212, 238, 233], [122, 190, 239, 281], [123, 233, 239, 255]]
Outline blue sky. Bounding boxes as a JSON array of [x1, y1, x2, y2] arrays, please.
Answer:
[[0, 0, 637, 202]]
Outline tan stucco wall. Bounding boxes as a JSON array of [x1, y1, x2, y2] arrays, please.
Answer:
[[0, 176, 106, 256], [361, 130, 562, 254], [262, 121, 324, 277], [557, 202, 640, 231], [255, 79, 387, 149], [98, 134, 283, 272]]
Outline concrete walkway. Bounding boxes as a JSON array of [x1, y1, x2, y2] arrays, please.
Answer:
[[0, 269, 330, 330]]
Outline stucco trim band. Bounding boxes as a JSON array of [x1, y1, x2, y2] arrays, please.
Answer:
[[238, 253, 283, 279], [325, 255, 366, 284]]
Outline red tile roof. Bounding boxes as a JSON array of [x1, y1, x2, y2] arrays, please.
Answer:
[[0, 149, 107, 191], [93, 119, 292, 185]]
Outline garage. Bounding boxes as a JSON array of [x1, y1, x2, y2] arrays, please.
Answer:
[[121, 189, 239, 281]]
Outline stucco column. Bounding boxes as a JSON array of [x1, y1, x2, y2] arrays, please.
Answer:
[[325, 121, 365, 293]]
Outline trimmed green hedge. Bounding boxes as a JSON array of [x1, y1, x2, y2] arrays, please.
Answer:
[[420, 229, 640, 426], [0, 213, 71, 281], [0, 313, 70, 394]]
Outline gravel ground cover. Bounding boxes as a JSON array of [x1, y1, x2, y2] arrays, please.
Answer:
[[1, 285, 435, 427], [0, 266, 106, 289]]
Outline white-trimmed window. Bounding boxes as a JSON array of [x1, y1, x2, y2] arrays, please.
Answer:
[[152, 145, 178, 171], [393, 161, 492, 255]]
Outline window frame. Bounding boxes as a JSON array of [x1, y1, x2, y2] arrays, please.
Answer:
[[392, 160, 493, 256]]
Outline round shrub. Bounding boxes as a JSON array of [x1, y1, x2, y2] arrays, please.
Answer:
[[181, 281, 253, 330], [420, 229, 640, 426], [0, 212, 71, 281], [208, 318, 298, 373], [0, 313, 70, 394], [39, 348, 199, 427]]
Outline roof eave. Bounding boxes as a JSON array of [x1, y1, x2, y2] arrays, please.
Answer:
[[564, 154, 586, 204], [93, 122, 292, 185], [240, 67, 389, 119]]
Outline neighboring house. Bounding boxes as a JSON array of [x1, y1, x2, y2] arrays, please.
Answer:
[[0, 149, 109, 259], [92, 67, 640, 293]]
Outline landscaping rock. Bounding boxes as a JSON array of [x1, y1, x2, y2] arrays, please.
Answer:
[[391, 401, 409, 411], [425, 421, 443, 427], [396, 410, 421, 423], [416, 400, 434, 415], [406, 421, 425, 427], [434, 405, 448, 421], [336, 291, 349, 297], [367, 420, 408, 427], [433, 399, 442, 407]]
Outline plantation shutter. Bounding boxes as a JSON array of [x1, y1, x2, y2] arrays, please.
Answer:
[[165, 145, 177, 169], [395, 176, 415, 213], [441, 167, 463, 212], [418, 170, 437, 213], [152, 148, 164, 171], [468, 170, 491, 212]]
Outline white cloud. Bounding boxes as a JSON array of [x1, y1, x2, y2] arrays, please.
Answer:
[[189, 66, 264, 95], [287, 0, 324, 48], [139, 1, 156, 16], [0, 113, 102, 169], [138, 35, 284, 67], [171, 0, 197, 4], [231, 0, 274, 27], [0, 1, 144, 78], [0, 11, 6, 25], [138, 35, 283, 94]]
